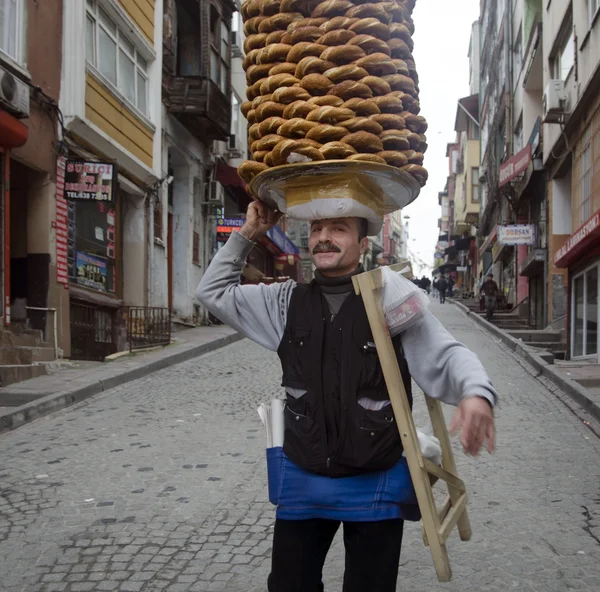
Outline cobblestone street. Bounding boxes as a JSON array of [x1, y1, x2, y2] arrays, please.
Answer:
[[1, 301, 599, 592]]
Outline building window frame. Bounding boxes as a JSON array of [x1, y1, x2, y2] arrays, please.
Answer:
[[512, 25, 523, 90], [590, 0, 600, 27], [209, 4, 230, 96], [550, 13, 575, 82], [571, 262, 600, 359], [513, 114, 523, 154], [0, 0, 26, 65], [580, 125, 592, 225], [471, 167, 480, 203]]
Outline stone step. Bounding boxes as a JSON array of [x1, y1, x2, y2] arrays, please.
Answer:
[[524, 341, 565, 350], [0, 364, 47, 387], [0, 330, 43, 348], [508, 330, 563, 343], [0, 346, 55, 365], [574, 378, 600, 389]]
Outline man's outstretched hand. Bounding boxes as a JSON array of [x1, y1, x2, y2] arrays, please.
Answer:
[[450, 397, 495, 456], [239, 201, 282, 242]]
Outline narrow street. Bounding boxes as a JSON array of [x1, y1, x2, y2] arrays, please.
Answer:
[[1, 301, 600, 592]]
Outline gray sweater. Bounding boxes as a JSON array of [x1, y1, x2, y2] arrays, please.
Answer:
[[196, 231, 498, 408]]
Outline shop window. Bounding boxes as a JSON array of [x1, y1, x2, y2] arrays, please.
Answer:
[[210, 5, 230, 95], [550, 12, 574, 81], [85, 0, 149, 115], [193, 231, 200, 264], [572, 266, 598, 358], [0, 0, 24, 63], [580, 126, 592, 224]]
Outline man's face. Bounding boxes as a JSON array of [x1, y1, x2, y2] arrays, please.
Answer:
[[308, 218, 368, 277], [487, 275, 493, 280]]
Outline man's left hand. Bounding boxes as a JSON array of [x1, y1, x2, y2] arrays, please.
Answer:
[[450, 397, 495, 456]]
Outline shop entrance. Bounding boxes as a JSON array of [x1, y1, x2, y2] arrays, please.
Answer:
[[572, 264, 599, 358]]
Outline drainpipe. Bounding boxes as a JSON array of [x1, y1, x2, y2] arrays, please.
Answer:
[[3, 150, 10, 326]]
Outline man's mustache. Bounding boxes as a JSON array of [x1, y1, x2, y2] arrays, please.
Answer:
[[313, 242, 341, 254]]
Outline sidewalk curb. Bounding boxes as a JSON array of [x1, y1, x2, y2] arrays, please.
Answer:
[[0, 332, 243, 435], [452, 300, 600, 422]]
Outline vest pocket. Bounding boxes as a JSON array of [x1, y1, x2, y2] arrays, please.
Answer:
[[283, 394, 322, 469]]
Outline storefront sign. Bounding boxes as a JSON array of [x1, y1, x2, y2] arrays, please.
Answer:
[[75, 252, 108, 292], [216, 217, 244, 234], [498, 144, 532, 187], [64, 160, 115, 201], [498, 224, 536, 246], [55, 157, 69, 285], [554, 212, 600, 267]]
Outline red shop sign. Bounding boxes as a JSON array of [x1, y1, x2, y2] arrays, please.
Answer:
[[554, 212, 600, 267]]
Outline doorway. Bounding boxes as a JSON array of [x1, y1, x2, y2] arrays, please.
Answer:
[[571, 264, 599, 358]]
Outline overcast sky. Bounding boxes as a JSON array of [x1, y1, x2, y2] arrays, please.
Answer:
[[403, 0, 480, 276]]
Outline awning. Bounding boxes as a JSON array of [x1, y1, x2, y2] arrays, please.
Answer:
[[554, 211, 600, 268], [0, 108, 28, 148], [478, 225, 498, 256], [520, 248, 546, 277], [216, 161, 246, 190]]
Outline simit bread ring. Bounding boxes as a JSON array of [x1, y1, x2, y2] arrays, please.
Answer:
[[241, 101, 254, 118], [254, 134, 283, 152], [355, 54, 398, 77], [380, 2, 407, 23], [295, 56, 336, 77], [360, 76, 392, 96], [272, 86, 311, 104], [306, 124, 348, 142], [391, 59, 410, 76], [271, 138, 324, 166], [259, 12, 305, 33], [389, 22, 412, 43], [247, 80, 264, 100], [319, 16, 360, 32], [308, 95, 344, 107], [256, 43, 293, 64], [346, 153, 386, 164], [251, 94, 274, 109], [255, 101, 287, 122], [319, 141, 357, 159], [278, 118, 320, 138], [247, 109, 257, 124], [323, 65, 369, 83], [260, 74, 300, 94], [264, 152, 275, 166], [387, 38, 412, 59], [241, 0, 259, 19], [244, 16, 268, 36], [403, 150, 425, 164], [246, 63, 274, 84], [379, 129, 411, 150], [328, 80, 373, 100], [306, 105, 355, 123], [289, 26, 323, 44], [258, 0, 283, 16], [238, 161, 268, 184], [242, 49, 261, 70], [383, 74, 416, 93], [280, 0, 321, 16], [288, 17, 328, 29], [347, 34, 391, 56], [342, 131, 384, 153], [370, 113, 406, 130], [342, 98, 381, 115], [311, 0, 354, 17], [299, 73, 334, 94], [283, 100, 318, 118], [402, 113, 421, 133], [258, 116, 287, 136], [349, 18, 390, 40], [244, 33, 269, 53], [402, 164, 428, 186], [266, 30, 287, 44], [338, 117, 384, 134], [371, 94, 404, 113], [320, 45, 366, 65], [377, 150, 409, 167], [346, 4, 392, 24], [316, 30, 357, 46], [252, 150, 269, 162], [287, 42, 327, 63], [269, 62, 298, 76]]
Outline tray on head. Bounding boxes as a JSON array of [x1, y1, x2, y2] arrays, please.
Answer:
[[248, 160, 421, 215]]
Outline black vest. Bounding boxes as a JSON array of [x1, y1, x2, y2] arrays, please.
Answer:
[[277, 281, 413, 478]]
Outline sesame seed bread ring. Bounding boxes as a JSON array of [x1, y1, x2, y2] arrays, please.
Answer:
[[308, 95, 345, 107], [349, 18, 390, 40], [346, 153, 386, 164], [266, 30, 287, 44], [402, 164, 428, 186], [289, 26, 323, 44], [414, 115, 428, 134], [264, 152, 275, 166], [238, 160, 269, 184], [244, 33, 269, 53], [248, 123, 262, 142], [387, 38, 412, 59], [244, 16, 268, 36], [338, 117, 383, 135], [283, 100, 318, 119], [319, 141, 357, 159], [253, 150, 270, 162], [371, 94, 404, 113], [256, 43, 293, 64], [407, 131, 423, 150], [272, 139, 325, 166], [269, 62, 298, 76], [391, 59, 410, 76], [272, 86, 312, 104], [287, 42, 328, 63], [241, 0, 257, 20], [347, 34, 391, 56], [356, 54, 398, 77], [277, 118, 320, 138], [377, 150, 408, 167], [370, 113, 406, 130], [247, 109, 257, 124], [246, 80, 263, 100], [379, 129, 411, 150], [306, 105, 355, 124], [258, 0, 283, 16], [404, 150, 425, 164], [295, 56, 337, 77], [389, 91, 413, 109], [259, 12, 305, 33], [254, 100, 287, 122], [246, 63, 274, 84], [383, 74, 416, 93], [299, 73, 334, 94], [319, 16, 360, 33], [346, 4, 392, 24], [260, 74, 300, 95], [343, 131, 383, 153], [316, 30, 357, 46], [258, 116, 287, 136], [381, 2, 408, 24], [311, 0, 354, 18], [288, 17, 328, 29], [251, 94, 274, 109], [359, 75, 392, 96], [389, 22, 412, 43], [280, 0, 321, 16], [254, 134, 283, 152], [327, 80, 373, 100], [241, 101, 254, 118], [323, 65, 369, 83], [305, 124, 349, 142], [402, 112, 421, 133], [320, 45, 366, 65], [242, 49, 261, 71]]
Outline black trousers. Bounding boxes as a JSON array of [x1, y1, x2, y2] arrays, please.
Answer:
[[267, 518, 404, 592]]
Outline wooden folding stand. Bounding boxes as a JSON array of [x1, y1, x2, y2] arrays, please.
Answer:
[[352, 265, 472, 583]]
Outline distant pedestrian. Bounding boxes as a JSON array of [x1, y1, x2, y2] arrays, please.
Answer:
[[480, 273, 500, 320], [437, 276, 448, 304]]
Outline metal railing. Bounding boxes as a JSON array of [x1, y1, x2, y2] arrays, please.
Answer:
[[128, 307, 172, 353]]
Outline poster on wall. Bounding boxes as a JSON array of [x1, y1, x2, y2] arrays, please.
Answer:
[[64, 160, 116, 202], [75, 252, 108, 292], [55, 156, 69, 285]]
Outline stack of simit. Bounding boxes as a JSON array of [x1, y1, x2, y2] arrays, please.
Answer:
[[237, 0, 428, 188]]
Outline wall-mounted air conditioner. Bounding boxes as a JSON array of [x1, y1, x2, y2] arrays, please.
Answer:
[[0, 65, 30, 118], [543, 80, 567, 124], [207, 181, 224, 206]]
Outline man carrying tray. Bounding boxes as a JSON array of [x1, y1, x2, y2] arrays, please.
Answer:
[[196, 200, 497, 592]]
